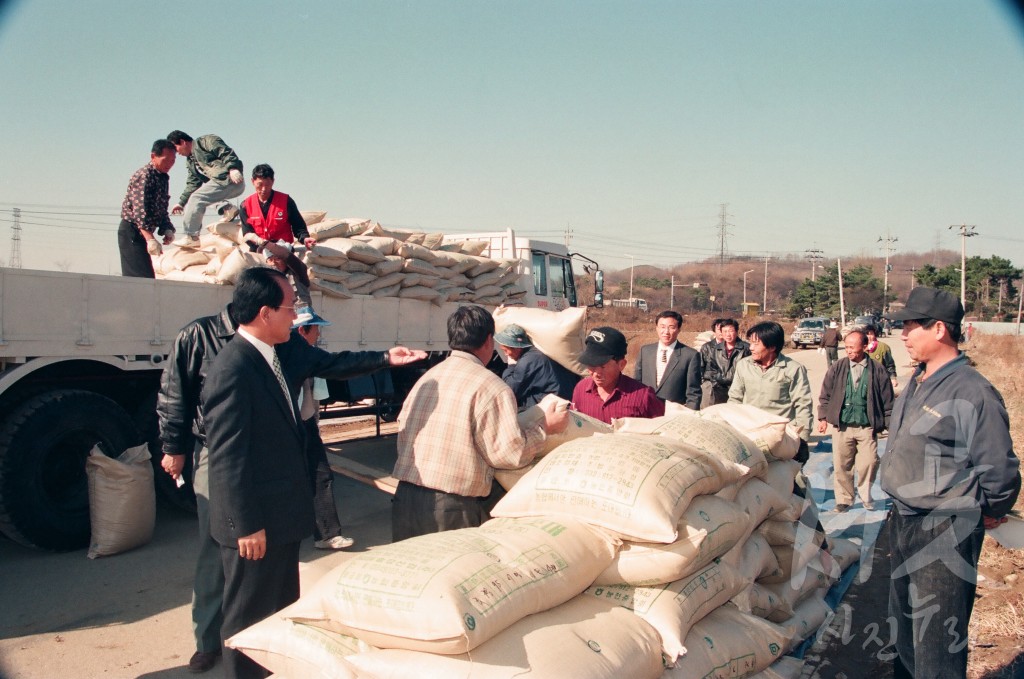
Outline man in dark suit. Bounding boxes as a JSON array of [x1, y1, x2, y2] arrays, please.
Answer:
[[200, 267, 423, 678], [635, 310, 703, 410]]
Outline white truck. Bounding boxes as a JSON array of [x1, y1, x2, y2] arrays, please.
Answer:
[[0, 229, 602, 550], [611, 297, 649, 312]]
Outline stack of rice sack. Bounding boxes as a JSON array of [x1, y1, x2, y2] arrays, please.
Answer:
[[302, 216, 527, 306], [152, 218, 264, 284], [225, 403, 856, 678]]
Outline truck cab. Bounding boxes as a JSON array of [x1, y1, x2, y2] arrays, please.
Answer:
[[791, 316, 828, 349]]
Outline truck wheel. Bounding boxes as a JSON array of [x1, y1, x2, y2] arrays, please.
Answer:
[[0, 390, 140, 551]]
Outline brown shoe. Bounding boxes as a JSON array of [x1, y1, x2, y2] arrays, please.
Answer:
[[188, 650, 220, 673]]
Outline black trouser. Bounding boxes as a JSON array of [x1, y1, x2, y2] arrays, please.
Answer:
[[302, 418, 343, 540], [117, 220, 155, 278], [220, 541, 300, 679], [391, 480, 487, 542]]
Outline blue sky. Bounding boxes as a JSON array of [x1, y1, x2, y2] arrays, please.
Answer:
[[0, 0, 1022, 275]]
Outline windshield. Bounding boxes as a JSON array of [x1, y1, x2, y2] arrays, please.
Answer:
[[798, 319, 824, 330]]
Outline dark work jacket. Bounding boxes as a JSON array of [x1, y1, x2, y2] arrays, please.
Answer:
[[157, 304, 388, 456], [502, 347, 579, 409], [817, 356, 894, 434]]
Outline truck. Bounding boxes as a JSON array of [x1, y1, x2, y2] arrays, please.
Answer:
[[0, 229, 601, 550], [790, 316, 828, 349], [610, 297, 649, 312]]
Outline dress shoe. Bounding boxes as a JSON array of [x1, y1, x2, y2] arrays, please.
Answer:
[[834, 503, 851, 513], [188, 649, 220, 673]]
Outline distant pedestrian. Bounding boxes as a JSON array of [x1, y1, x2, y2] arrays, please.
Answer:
[[821, 320, 840, 367], [881, 287, 1020, 678], [865, 324, 898, 388], [118, 139, 177, 277], [816, 329, 894, 512]]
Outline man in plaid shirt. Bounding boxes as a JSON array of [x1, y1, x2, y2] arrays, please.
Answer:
[[392, 305, 569, 541], [118, 139, 178, 277]]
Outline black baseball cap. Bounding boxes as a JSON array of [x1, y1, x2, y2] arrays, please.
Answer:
[[578, 326, 628, 366], [885, 287, 964, 325]]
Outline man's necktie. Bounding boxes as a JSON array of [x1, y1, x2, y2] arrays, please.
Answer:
[[272, 352, 297, 422]]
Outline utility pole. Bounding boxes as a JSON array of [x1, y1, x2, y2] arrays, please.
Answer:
[[907, 266, 918, 290], [877, 232, 898, 312], [563, 222, 572, 249], [948, 223, 977, 312], [716, 203, 731, 270], [805, 248, 824, 281], [762, 256, 769, 314], [8, 208, 22, 269], [669, 275, 687, 310], [743, 269, 755, 306], [628, 254, 635, 301]]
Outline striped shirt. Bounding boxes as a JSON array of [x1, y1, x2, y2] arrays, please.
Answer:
[[394, 350, 546, 497], [572, 374, 665, 425]]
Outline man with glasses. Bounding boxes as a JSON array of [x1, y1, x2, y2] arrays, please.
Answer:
[[881, 287, 1020, 678]]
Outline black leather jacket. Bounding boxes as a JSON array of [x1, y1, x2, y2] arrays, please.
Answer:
[[701, 338, 751, 388], [157, 304, 389, 456]]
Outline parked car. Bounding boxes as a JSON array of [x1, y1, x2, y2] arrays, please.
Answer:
[[791, 317, 828, 349], [843, 314, 879, 337]]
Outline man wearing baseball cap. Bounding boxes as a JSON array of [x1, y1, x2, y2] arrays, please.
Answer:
[[494, 324, 578, 409], [571, 326, 664, 424], [880, 287, 1020, 678]]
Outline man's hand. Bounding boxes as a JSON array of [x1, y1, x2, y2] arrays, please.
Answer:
[[543, 404, 570, 435], [983, 515, 1008, 530], [243, 232, 267, 250], [817, 420, 828, 434], [388, 347, 428, 366], [171, 205, 184, 216], [161, 453, 186, 480], [146, 238, 163, 256], [162, 228, 176, 245], [237, 529, 267, 560], [303, 237, 317, 251], [228, 169, 244, 184]]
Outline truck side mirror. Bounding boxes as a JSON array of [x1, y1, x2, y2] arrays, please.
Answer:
[[593, 292, 603, 309], [595, 270, 604, 293]]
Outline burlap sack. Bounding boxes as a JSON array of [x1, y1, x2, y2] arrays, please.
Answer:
[[763, 460, 802, 500], [311, 279, 353, 299], [732, 581, 785, 619], [309, 218, 372, 241], [467, 255, 500, 277], [593, 495, 751, 586], [300, 210, 328, 226], [371, 255, 405, 276], [578, 560, 747, 662], [354, 235, 399, 256], [291, 517, 619, 654], [663, 605, 790, 675], [344, 597, 663, 679], [700, 403, 801, 461], [313, 237, 386, 265], [310, 265, 351, 284], [492, 306, 588, 376], [491, 434, 734, 543], [225, 598, 369, 679], [397, 242, 438, 263], [764, 560, 832, 623], [726, 532, 783, 583], [402, 258, 443, 277], [207, 219, 243, 244], [467, 269, 505, 290], [371, 284, 402, 298], [779, 595, 832, 650], [216, 249, 263, 285], [86, 443, 155, 559], [398, 286, 441, 302], [613, 411, 768, 481]]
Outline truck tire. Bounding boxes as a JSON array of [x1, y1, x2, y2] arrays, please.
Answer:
[[0, 389, 140, 551]]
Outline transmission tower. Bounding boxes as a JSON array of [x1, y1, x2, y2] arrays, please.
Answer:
[[716, 203, 732, 269], [8, 208, 22, 269], [805, 248, 824, 280]]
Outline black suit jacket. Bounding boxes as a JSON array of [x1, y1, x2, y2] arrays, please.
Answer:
[[635, 342, 703, 410], [202, 336, 313, 548]]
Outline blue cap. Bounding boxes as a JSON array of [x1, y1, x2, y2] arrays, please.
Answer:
[[292, 306, 332, 328]]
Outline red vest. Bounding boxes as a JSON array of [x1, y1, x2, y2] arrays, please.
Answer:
[[243, 191, 293, 242]]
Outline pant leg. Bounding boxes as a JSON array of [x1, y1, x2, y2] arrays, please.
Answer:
[[118, 220, 155, 278], [852, 428, 879, 504], [392, 481, 485, 542], [191, 444, 224, 653], [302, 418, 343, 541], [830, 424, 857, 506], [888, 508, 984, 679], [182, 180, 245, 236], [220, 541, 301, 679]]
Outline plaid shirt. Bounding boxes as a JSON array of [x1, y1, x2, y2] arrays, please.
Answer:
[[394, 350, 546, 497], [121, 163, 174, 234]]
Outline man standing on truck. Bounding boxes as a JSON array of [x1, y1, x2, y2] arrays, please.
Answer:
[[880, 287, 1020, 679], [635, 310, 702, 410], [167, 130, 245, 247], [494, 323, 578, 409], [392, 306, 569, 541], [573, 326, 665, 424], [239, 164, 316, 251], [118, 139, 178, 277], [157, 268, 426, 674]]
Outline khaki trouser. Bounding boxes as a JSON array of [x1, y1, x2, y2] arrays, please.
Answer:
[[830, 424, 878, 506]]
